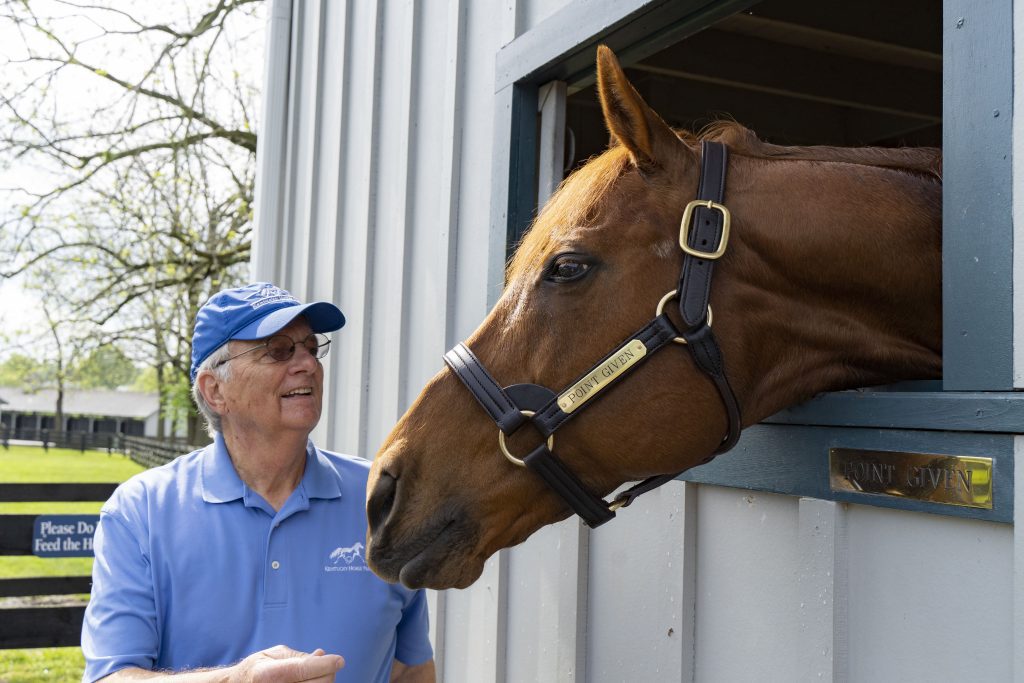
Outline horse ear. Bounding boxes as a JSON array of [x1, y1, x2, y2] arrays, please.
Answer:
[[596, 45, 680, 169]]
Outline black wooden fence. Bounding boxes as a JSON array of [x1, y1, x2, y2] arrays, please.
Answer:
[[0, 483, 118, 648], [0, 428, 197, 469], [0, 428, 122, 453], [120, 435, 196, 469], [0, 436, 198, 649]]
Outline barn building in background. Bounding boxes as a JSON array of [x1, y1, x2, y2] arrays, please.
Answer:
[[0, 388, 160, 438]]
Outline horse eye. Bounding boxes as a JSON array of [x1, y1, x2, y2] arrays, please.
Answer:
[[545, 255, 591, 283]]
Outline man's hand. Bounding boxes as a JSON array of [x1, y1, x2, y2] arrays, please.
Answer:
[[232, 645, 345, 683], [97, 645, 345, 682]]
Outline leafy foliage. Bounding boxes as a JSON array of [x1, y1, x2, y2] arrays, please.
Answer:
[[0, 352, 53, 389], [70, 345, 139, 389]]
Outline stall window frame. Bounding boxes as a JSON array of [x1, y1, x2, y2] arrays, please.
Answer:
[[488, 0, 1021, 522]]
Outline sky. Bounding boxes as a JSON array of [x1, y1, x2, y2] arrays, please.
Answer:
[[0, 276, 43, 352]]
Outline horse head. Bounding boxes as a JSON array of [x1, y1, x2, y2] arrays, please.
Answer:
[[365, 46, 942, 590]]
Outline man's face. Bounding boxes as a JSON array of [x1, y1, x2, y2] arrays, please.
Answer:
[[215, 317, 324, 439]]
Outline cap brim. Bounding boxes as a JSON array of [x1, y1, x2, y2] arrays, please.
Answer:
[[233, 301, 346, 340]]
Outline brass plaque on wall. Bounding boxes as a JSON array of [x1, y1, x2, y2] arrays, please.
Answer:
[[829, 448, 993, 509]]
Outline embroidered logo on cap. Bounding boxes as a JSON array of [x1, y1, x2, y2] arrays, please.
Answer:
[[247, 285, 299, 310]]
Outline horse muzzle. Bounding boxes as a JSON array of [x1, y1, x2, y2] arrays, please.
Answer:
[[365, 464, 484, 589]]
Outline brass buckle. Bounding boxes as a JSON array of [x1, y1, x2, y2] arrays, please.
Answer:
[[679, 199, 731, 260], [498, 410, 554, 467], [655, 289, 713, 345]]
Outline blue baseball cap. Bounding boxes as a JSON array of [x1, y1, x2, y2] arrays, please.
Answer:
[[190, 282, 345, 382]]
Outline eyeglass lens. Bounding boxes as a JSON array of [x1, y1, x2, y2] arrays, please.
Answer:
[[265, 333, 330, 361]]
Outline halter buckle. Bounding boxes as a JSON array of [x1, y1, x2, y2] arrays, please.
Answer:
[[679, 199, 731, 260]]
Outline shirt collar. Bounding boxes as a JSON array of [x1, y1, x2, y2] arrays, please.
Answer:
[[302, 442, 344, 501], [201, 434, 342, 504], [201, 433, 246, 503]]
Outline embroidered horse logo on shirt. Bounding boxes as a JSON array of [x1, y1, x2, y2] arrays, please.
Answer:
[[327, 544, 364, 565]]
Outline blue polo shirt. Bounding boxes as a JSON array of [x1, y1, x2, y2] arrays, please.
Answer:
[[81, 435, 432, 682]]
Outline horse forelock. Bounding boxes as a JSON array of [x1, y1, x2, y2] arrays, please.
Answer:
[[506, 147, 632, 283]]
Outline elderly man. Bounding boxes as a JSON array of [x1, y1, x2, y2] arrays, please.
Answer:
[[82, 283, 434, 682]]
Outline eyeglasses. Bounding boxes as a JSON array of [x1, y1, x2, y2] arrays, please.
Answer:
[[215, 333, 331, 368]]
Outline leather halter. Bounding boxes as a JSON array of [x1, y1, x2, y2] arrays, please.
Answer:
[[444, 141, 742, 528]]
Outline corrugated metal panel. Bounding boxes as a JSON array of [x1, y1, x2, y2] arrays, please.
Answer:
[[254, 0, 513, 680], [587, 483, 696, 682], [250, 0, 290, 279], [1015, 436, 1024, 677], [519, 0, 576, 35], [1016, 0, 1024, 390], [844, 506, 1012, 681]]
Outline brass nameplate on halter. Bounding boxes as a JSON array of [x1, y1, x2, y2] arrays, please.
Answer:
[[829, 448, 993, 509], [557, 340, 646, 413]]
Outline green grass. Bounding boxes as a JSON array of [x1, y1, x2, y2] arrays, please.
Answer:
[[0, 444, 144, 483], [0, 647, 85, 682], [0, 502, 104, 515], [0, 445, 146, 680]]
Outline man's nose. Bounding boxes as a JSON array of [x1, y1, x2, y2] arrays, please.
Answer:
[[291, 342, 319, 369]]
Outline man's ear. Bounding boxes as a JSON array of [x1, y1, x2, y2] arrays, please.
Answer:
[[196, 371, 227, 415], [596, 45, 681, 170]]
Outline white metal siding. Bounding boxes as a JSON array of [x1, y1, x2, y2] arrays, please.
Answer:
[[518, 0, 574, 35], [255, 1, 1021, 681], [1015, 0, 1024, 389], [844, 507, 1012, 681], [254, 0, 513, 678]]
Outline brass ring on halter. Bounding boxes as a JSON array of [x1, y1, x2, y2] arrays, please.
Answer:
[[655, 289, 713, 345], [498, 410, 555, 467]]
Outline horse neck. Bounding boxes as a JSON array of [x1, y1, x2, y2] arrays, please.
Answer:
[[720, 154, 943, 425]]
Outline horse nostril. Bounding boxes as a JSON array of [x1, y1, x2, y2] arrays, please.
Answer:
[[367, 470, 398, 532]]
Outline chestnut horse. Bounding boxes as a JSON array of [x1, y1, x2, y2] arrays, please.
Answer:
[[366, 46, 942, 590]]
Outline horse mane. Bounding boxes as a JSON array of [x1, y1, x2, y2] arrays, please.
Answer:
[[694, 121, 942, 181], [507, 121, 942, 282]]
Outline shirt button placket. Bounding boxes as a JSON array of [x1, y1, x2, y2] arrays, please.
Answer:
[[264, 523, 287, 605]]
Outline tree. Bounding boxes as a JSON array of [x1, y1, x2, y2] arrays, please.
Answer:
[[71, 345, 139, 389], [0, 1, 264, 442], [0, 353, 53, 389]]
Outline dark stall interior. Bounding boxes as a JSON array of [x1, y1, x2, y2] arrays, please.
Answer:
[[563, 0, 941, 173]]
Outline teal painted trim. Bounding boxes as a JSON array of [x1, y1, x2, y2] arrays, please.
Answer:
[[766, 391, 1024, 434], [680, 424, 1014, 524], [490, 84, 539, 273], [495, 0, 755, 90], [942, 0, 1014, 389], [507, 84, 538, 256]]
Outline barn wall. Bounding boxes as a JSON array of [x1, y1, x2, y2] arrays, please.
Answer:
[[517, 0, 573, 35], [1015, 0, 1024, 389], [253, 0, 506, 456], [253, 0, 517, 678], [253, 1, 1022, 681]]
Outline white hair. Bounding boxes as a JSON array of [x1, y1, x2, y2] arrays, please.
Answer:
[[191, 343, 233, 438]]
